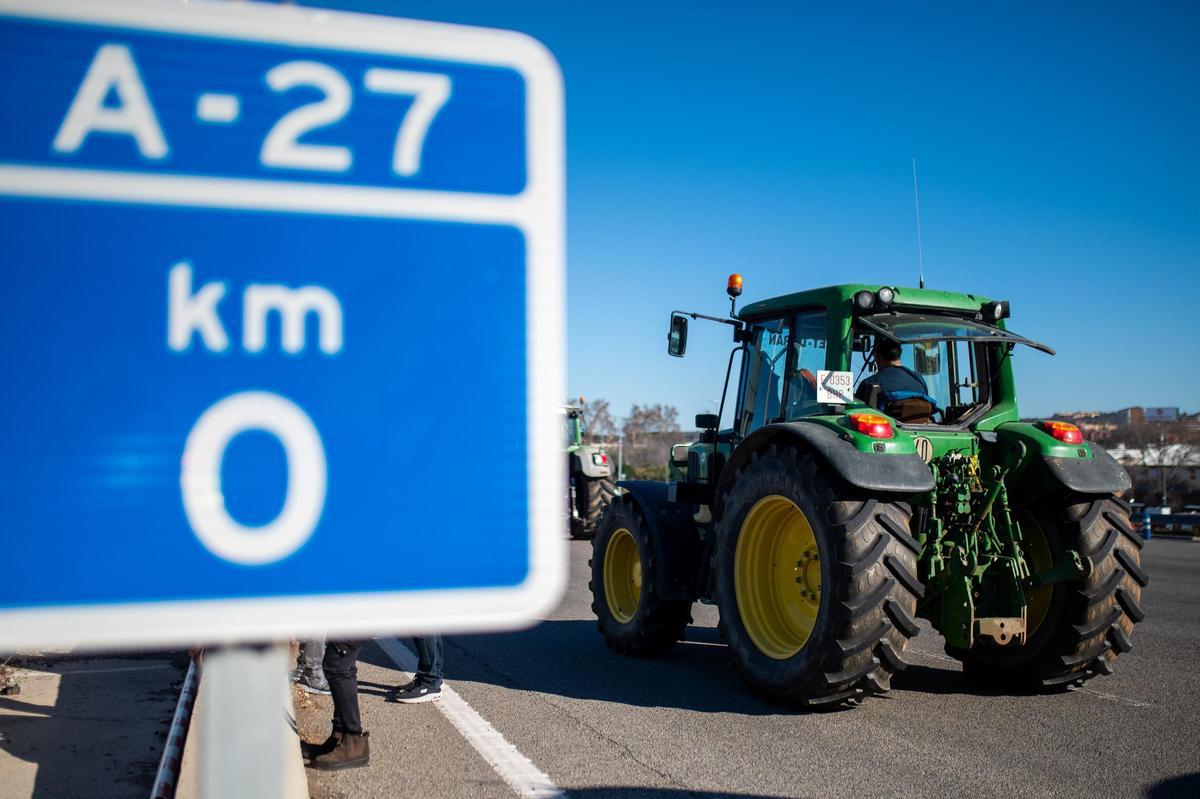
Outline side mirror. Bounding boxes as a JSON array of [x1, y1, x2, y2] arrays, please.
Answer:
[[668, 314, 688, 357], [695, 413, 719, 430], [914, 341, 941, 375]]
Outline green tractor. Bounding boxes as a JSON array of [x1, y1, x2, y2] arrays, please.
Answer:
[[565, 404, 617, 539], [590, 277, 1145, 706]]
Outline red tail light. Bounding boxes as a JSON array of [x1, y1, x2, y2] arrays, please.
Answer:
[[1041, 421, 1083, 444], [848, 413, 894, 439]]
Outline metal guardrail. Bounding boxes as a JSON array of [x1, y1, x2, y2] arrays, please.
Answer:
[[151, 660, 199, 799]]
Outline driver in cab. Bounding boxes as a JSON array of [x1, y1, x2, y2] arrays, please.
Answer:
[[855, 337, 928, 411]]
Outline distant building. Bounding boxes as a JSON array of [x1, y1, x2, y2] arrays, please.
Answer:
[[1108, 443, 1200, 502], [1031, 407, 1199, 444]]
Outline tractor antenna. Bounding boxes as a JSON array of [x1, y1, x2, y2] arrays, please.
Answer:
[[912, 157, 925, 289]]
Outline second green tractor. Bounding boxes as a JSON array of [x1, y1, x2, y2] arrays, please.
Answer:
[[565, 404, 616, 539], [590, 278, 1145, 707]]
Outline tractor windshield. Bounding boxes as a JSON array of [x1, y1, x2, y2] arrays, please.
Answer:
[[563, 411, 583, 448], [851, 312, 1053, 426], [857, 312, 1054, 355], [735, 310, 828, 435], [851, 335, 994, 426]]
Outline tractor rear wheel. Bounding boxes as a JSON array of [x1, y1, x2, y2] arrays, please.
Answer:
[[714, 445, 923, 707], [589, 500, 692, 654], [956, 493, 1146, 689], [572, 476, 616, 540]]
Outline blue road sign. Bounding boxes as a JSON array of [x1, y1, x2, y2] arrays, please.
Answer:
[[0, 0, 566, 649]]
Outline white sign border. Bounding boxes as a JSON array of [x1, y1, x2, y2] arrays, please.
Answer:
[[0, 0, 566, 650]]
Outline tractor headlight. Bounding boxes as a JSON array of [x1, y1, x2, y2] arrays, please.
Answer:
[[981, 300, 1010, 321], [853, 290, 875, 312], [876, 286, 895, 307]]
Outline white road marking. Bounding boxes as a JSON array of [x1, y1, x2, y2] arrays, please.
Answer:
[[375, 636, 564, 799], [906, 648, 962, 667], [1075, 687, 1153, 709]]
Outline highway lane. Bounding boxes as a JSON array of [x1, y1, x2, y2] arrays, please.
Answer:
[[303, 537, 1200, 798]]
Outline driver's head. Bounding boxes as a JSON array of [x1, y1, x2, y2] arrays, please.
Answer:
[[872, 337, 902, 365]]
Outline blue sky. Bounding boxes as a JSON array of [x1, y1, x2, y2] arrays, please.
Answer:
[[302, 1, 1198, 424]]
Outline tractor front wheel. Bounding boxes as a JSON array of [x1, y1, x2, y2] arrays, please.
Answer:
[[956, 493, 1146, 689], [714, 445, 923, 707], [589, 500, 692, 655]]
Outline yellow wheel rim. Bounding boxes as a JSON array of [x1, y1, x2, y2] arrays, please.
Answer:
[[734, 495, 821, 660], [603, 527, 642, 623], [1019, 513, 1053, 637]]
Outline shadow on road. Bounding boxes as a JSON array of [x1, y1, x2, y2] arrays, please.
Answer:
[[0, 652, 183, 799], [1145, 773, 1200, 798], [361, 620, 1058, 715], [360, 620, 792, 715], [569, 789, 798, 799], [889, 663, 1026, 698]]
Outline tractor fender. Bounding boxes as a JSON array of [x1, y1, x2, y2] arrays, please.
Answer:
[[571, 445, 611, 479], [1041, 445, 1131, 494], [712, 421, 935, 517], [613, 480, 704, 601], [995, 424, 1132, 500]]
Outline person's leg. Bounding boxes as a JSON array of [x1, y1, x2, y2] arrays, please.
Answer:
[[297, 637, 330, 694], [323, 641, 363, 735], [412, 635, 443, 688], [300, 637, 326, 674], [310, 641, 369, 770], [391, 636, 443, 703]]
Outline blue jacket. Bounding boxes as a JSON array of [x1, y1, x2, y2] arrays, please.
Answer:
[[855, 365, 929, 410]]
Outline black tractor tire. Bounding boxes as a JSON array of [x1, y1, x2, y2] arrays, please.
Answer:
[[572, 476, 616, 540], [589, 499, 692, 655], [955, 493, 1146, 689], [713, 445, 923, 708]]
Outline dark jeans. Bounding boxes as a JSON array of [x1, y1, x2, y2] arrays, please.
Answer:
[[323, 640, 364, 735], [412, 635, 443, 688]]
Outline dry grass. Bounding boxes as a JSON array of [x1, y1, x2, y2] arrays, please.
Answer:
[[0, 658, 19, 695]]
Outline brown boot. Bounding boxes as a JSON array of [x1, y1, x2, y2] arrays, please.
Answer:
[[310, 731, 369, 771], [300, 729, 342, 761]]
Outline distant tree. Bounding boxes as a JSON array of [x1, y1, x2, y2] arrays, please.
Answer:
[[580, 398, 617, 441], [623, 403, 681, 446], [626, 463, 669, 481], [1116, 419, 1200, 506]]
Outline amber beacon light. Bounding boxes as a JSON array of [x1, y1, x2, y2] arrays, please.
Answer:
[[727, 273, 743, 298]]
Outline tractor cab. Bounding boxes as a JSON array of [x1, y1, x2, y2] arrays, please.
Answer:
[[726, 283, 1055, 439], [562, 405, 585, 448]]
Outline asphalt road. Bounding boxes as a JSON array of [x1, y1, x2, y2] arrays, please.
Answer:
[[0, 651, 186, 799], [302, 537, 1200, 799]]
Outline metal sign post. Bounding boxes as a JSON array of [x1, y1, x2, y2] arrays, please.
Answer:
[[199, 644, 291, 799], [1, 0, 565, 791]]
